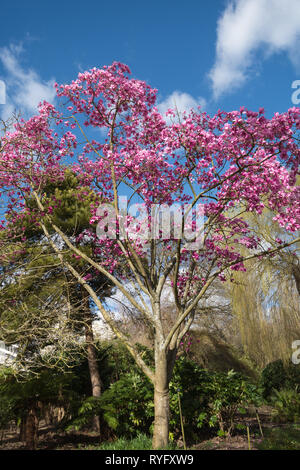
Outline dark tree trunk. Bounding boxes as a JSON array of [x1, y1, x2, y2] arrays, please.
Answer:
[[85, 321, 102, 433], [19, 415, 26, 442], [24, 406, 39, 450], [81, 287, 102, 434], [292, 264, 300, 296]]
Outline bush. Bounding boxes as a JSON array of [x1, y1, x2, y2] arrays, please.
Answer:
[[169, 358, 212, 439], [285, 363, 300, 391], [260, 360, 287, 398], [0, 394, 15, 432], [257, 425, 300, 450], [83, 356, 261, 441], [97, 372, 154, 437], [206, 370, 261, 436], [171, 358, 261, 437], [0, 345, 262, 443], [261, 360, 300, 399], [270, 388, 300, 423]]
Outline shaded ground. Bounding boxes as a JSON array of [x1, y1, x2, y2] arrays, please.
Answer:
[[191, 405, 274, 450], [192, 434, 261, 450], [191, 406, 300, 450], [193, 424, 300, 450], [0, 424, 103, 450]]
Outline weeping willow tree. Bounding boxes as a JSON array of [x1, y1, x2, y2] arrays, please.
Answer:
[[226, 204, 300, 369]]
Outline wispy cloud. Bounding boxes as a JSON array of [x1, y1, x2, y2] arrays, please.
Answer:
[[157, 91, 206, 120], [0, 43, 56, 120], [209, 0, 300, 99]]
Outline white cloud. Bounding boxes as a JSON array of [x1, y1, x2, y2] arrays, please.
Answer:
[[157, 91, 206, 120], [209, 0, 300, 98], [0, 44, 56, 120]]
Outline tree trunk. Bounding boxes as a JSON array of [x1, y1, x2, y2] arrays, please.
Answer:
[[85, 321, 102, 433], [152, 353, 170, 449], [19, 415, 26, 442], [81, 286, 102, 434], [25, 406, 38, 450], [292, 264, 300, 296]]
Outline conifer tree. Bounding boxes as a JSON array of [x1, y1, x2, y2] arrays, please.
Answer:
[[0, 171, 114, 433]]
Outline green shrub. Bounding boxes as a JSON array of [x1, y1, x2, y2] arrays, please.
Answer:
[[169, 357, 212, 439], [70, 357, 208, 439], [171, 358, 261, 437], [257, 425, 300, 450], [261, 360, 300, 399], [84, 356, 261, 440], [206, 370, 261, 436], [260, 360, 287, 398], [0, 365, 82, 434], [270, 388, 300, 423], [97, 372, 154, 437], [0, 394, 15, 431], [66, 372, 153, 436], [285, 363, 300, 391]]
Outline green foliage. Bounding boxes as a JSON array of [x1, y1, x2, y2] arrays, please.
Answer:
[[0, 367, 17, 419], [62, 341, 153, 435], [0, 343, 263, 443], [260, 360, 287, 398], [93, 433, 153, 450], [261, 360, 300, 399], [97, 372, 154, 437], [206, 369, 261, 436], [257, 425, 300, 450], [285, 363, 300, 390], [72, 354, 261, 440], [0, 391, 15, 430], [83, 433, 178, 450], [69, 340, 150, 394], [170, 357, 261, 437], [23, 170, 98, 238], [270, 388, 300, 423], [0, 366, 80, 429], [0, 170, 114, 361], [98, 340, 150, 386], [65, 396, 103, 432], [169, 357, 212, 438]]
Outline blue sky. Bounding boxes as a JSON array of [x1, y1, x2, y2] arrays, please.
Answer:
[[0, 0, 300, 122], [0, 0, 299, 317]]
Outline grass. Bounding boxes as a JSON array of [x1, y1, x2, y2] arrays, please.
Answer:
[[82, 433, 179, 450], [78, 425, 300, 451], [257, 424, 300, 450]]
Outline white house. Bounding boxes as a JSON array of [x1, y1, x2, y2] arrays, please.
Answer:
[[0, 341, 18, 365]]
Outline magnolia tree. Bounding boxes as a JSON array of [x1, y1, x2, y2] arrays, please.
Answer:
[[0, 62, 299, 448]]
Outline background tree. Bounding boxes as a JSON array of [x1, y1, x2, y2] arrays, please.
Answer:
[[0, 171, 115, 433], [226, 207, 300, 368], [0, 62, 299, 448]]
